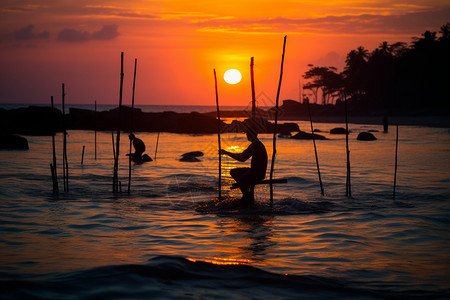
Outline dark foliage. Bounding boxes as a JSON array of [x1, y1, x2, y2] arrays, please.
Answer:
[[303, 23, 450, 114]]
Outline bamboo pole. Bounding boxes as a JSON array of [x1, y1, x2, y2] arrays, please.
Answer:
[[344, 93, 352, 197], [62, 86, 66, 192], [62, 89, 66, 191], [269, 35, 287, 207], [251, 57, 256, 119], [81, 145, 85, 164], [393, 124, 399, 200], [62, 83, 69, 192], [306, 97, 324, 196], [112, 132, 116, 160], [154, 132, 160, 161], [51, 96, 58, 193], [113, 52, 124, 193], [50, 163, 55, 190], [128, 58, 137, 194], [214, 69, 222, 200], [94, 101, 97, 160]]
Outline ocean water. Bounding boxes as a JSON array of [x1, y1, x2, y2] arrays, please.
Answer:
[[0, 120, 449, 299]]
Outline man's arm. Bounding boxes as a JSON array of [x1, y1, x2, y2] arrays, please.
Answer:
[[220, 143, 254, 162]]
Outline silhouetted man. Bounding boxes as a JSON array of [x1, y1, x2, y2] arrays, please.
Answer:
[[128, 133, 146, 162], [220, 128, 268, 205]]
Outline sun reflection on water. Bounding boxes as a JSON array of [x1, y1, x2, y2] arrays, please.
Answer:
[[187, 257, 252, 266]]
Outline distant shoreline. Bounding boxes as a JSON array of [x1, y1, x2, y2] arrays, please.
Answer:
[[272, 115, 450, 128], [1, 105, 449, 135], [203, 110, 450, 128], [2, 103, 448, 128]]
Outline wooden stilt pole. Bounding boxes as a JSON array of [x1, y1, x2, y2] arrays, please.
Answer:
[[51, 96, 58, 193], [154, 132, 160, 161], [270, 35, 287, 207], [393, 124, 399, 200], [81, 145, 85, 164], [128, 58, 137, 194], [306, 97, 324, 196], [94, 101, 97, 160], [112, 133, 116, 191], [112, 132, 116, 160], [62, 83, 69, 192], [113, 52, 124, 193], [214, 69, 222, 200], [344, 93, 352, 197], [50, 163, 56, 192], [62, 89, 65, 192], [251, 57, 256, 119]]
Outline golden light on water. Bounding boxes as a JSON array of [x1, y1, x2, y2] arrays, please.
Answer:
[[225, 145, 245, 152], [188, 257, 252, 265]]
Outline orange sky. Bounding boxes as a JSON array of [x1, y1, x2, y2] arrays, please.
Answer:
[[0, 0, 449, 106]]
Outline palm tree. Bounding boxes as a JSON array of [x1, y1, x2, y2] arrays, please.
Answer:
[[439, 22, 450, 42], [356, 46, 369, 60], [389, 42, 407, 57], [343, 46, 369, 101]]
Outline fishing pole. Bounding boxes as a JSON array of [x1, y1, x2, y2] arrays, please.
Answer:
[[306, 97, 324, 196], [214, 69, 222, 200], [269, 35, 287, 207]]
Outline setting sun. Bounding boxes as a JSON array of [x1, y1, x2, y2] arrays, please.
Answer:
[[224, 69, 242, 85]]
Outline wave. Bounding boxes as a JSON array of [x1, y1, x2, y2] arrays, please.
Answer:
[[1, 255, 447, 300]]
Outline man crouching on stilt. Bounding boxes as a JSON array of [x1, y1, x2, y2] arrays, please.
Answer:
[[220, 125, 268, 205]]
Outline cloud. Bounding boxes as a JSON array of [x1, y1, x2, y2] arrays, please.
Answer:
[[57, 28, 90, 42], [14, 25, 49, 40], [194, 7, 450, 36], [84, 5, 157, 20], [57, 25, 119, 42], [92, 24, 119, 40], [1, 4, 42, 13]]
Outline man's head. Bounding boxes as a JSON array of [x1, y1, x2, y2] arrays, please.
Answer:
[[245, 127, 257, 142], [243, 117, 266, 140], [129, 133, 135, 141]]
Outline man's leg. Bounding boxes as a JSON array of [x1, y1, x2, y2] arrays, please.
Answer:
[[135, 151, 143, 162], [230, 168, 251, 199], [231, 168, 256, 204]]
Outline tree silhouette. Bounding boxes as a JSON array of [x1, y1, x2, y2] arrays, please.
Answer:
[[343, 46, 369, 101], [301, 23, 449, 114], [303, 66, 344, 105]]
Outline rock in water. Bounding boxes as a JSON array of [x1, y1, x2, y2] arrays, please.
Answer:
[[330, 127, 349, 134], [180, 151, 203, 162], [180, 156, 201, 162], [357, 132, 377, 141], [0, 134, 29, 150], [182, 151, 203, 157], [291, 131, 327, 140]]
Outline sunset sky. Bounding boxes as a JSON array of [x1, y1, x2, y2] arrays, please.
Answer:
[[0, 1, 448, 107]]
